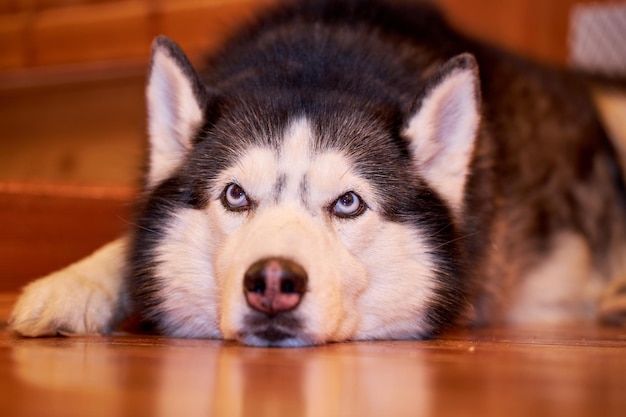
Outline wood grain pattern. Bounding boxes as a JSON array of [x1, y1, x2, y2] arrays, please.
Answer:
[[0, 188, 133, 291], [1, 294, 625, 417], [0, 0, 618, 71]]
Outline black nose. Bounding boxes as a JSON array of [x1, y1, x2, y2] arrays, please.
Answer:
[[243, 258, 308, 316]]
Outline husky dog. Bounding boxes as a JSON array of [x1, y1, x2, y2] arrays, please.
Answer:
[[10, 0, 626, 346]]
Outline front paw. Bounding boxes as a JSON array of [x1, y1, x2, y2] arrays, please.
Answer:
[[599, 279, 626, 326], [9, 270, 118, 337]]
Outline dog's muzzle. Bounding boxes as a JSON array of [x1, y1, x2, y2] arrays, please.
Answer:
[[243, 257, 308, 317]]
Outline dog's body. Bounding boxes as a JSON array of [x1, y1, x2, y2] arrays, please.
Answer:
[[10, 0, 626, 346]]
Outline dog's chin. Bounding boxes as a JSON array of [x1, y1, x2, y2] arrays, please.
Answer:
[[237, 327, 319, 347], [235, 311, 319, 347]]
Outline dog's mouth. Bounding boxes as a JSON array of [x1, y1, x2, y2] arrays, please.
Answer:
[[253, 326, 294, 343], [239, 313, 313, 347]]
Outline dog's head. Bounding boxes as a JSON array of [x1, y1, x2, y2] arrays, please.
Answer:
[[129, 36, 480, 346]]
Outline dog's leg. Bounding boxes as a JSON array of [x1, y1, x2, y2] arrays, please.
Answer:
[[599, 277, 626, 326], [9, 237, 128, 337]]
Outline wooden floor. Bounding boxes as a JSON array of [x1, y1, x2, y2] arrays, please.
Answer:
[[0, 293, 625, 417]]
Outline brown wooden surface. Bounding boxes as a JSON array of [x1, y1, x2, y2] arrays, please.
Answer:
[[0, 186, 133, 291], [0, 0, 618, 72], [0, 68, 142, 292], [0, 0, 278, 70], [0, 72, 145, 182], [0, 294, 625, 417]]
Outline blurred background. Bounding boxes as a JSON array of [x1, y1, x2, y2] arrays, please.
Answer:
[[0, 0, 624, 291]]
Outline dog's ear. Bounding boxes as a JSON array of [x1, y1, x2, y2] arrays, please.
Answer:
[[146, 36, 207, 188], [404, 53, 481, 213]]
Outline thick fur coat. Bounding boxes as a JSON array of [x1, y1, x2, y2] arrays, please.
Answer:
[[10, 0, 626, 346]]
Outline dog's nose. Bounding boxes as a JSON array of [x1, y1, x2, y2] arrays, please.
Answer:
[[243, 258, 307, 316]]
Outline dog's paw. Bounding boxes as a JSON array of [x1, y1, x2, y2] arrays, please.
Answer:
[[9, 239, 127, 337], [9, 271, 118, 337], [598, 279, 626, 326]]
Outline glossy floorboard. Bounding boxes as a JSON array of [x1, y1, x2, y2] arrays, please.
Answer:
[[1, 294, 625, 417]]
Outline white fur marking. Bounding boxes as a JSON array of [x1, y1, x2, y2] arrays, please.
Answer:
[[279, 118, 313, 200], [10, 238, 128, 336], [155, 209, 222, 338], [354, 223, 438, 339], [507, 232, 604, 323]]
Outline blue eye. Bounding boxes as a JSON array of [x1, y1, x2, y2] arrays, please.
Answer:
[[332, 191, 366, 218], [222, 183, 250, 211]]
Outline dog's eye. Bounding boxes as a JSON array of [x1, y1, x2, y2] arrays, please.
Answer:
[[332, 191, 366, 218], [221, 183, 250, 211]]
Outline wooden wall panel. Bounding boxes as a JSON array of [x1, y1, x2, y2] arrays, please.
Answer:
[[0, 0, 281, 70], [0, 13, 27, 67], [1, 0, 616, 71], [30, 1, 153, 66], [0, 0, 125, 13], [0, 188, 133, 292], [157, 0, 273, 61], [159, 0, 276, 63]]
